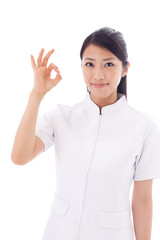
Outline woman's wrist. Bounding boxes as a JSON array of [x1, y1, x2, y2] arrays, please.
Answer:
[[29, 90, 45, 102]]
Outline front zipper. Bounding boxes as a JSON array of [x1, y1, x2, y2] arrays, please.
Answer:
[[75, 113, 102, 239]]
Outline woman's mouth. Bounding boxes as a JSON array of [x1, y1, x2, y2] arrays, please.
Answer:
[[92, 83, 109, 88]]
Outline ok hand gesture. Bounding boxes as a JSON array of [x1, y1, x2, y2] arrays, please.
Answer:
[[30, 48, 62, 97]]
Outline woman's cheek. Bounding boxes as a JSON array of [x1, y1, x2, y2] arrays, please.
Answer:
[[84, 72, 92, 81]]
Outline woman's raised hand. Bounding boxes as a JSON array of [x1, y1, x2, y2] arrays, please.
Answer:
[[30, 48, 62, 96]]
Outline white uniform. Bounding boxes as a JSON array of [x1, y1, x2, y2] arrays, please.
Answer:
[[36, 91, 160, 240]]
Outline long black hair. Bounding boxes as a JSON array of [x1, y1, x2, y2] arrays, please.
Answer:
[[80, 27, 129, 99]]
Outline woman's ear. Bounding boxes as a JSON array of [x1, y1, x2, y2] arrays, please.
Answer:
[[122, 61, 130, 77]]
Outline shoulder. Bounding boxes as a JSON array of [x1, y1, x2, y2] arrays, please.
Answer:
[[122, 102, 160, 138], [39, 95, 86, 124], [56, 96, 86, 117], [125, 102, 156, 125]]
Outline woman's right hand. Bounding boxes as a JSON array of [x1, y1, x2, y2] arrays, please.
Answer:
[[30, 48, 62, 97]]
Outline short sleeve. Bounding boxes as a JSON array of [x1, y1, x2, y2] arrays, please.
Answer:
[[133, 118, 160, 181], [35, 105, 60, 152]]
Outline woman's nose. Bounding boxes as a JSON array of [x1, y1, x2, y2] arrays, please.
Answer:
[[93, 68, 104, 80]]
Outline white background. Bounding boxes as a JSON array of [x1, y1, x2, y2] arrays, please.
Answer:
[[0, 0, 160, 239]]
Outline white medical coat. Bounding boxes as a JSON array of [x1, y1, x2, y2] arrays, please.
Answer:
[[35, 92, 160, 240]]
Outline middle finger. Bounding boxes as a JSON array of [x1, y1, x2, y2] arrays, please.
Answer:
[[42, 49, 55, 67]]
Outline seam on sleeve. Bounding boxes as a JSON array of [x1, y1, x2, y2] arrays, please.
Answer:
[[142, 118, 155, 143], [135, 119, 155, 165], [43, 105, 60, 133]]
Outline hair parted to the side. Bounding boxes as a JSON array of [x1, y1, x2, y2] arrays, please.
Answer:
[[80, 27, 129, 100]]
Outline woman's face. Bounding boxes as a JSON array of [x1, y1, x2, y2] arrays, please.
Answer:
[[81, 44, 129, 106]]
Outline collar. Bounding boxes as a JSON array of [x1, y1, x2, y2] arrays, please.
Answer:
[[84, 91, 127, 116]]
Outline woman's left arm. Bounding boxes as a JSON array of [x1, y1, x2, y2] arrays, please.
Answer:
[[132, 179, 153, 240]]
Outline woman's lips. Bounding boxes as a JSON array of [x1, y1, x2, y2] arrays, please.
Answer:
[[92, 83, 108, 88]]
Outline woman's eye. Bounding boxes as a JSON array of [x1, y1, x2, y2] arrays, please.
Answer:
[[105, 62, 114, 67], [85, 62, 93, 67], [85, 62, 114, 67]]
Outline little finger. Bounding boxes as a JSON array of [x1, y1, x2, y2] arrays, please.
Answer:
[[30, 55, 37, 71]]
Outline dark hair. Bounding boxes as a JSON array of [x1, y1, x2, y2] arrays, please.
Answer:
[[80, 27, 129, 99]]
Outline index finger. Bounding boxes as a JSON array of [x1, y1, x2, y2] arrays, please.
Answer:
[[48, 63, 59, 72]]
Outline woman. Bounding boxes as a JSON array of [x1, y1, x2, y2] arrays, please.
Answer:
[[11, 27, 160, 240]]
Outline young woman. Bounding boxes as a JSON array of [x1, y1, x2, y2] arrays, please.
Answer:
[[11, 27, 160, 240]]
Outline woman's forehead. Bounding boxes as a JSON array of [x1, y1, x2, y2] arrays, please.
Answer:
[[83, 44, 119, 61]]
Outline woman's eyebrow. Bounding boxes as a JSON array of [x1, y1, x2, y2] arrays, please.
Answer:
[[84, 57, 116, 61]]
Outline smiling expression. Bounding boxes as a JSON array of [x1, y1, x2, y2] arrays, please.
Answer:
[[81, 44, 129, 107]]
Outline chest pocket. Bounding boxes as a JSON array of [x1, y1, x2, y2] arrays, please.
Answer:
[[96, 208, 131, 229], [51, 194, 71, 216]]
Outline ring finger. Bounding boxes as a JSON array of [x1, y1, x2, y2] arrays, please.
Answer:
[[37, 48, 44, 67]]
